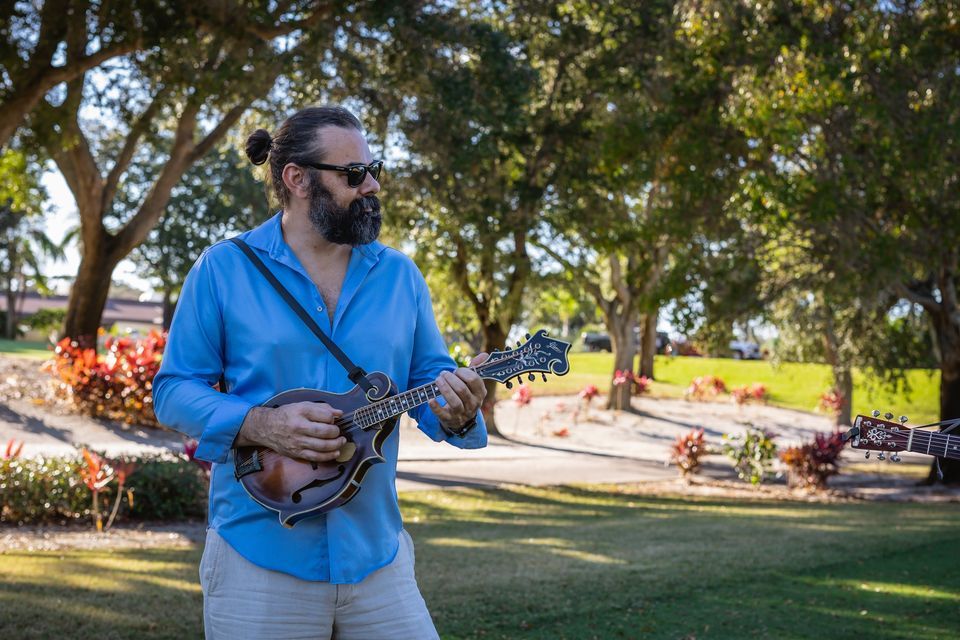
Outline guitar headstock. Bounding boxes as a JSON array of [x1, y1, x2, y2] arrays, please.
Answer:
[[476, 329, 572, 388], [844, 410, 910, 462]]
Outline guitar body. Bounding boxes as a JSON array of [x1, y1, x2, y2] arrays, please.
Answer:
[[233, 371, 398, 527]]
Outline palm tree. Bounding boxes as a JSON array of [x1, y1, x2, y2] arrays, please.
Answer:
[[0, 200, 68, 339]]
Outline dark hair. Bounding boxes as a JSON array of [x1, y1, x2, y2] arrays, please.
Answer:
[[245, 106, 363, 208]]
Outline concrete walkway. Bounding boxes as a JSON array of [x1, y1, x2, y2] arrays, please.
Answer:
[[4, 390, 931, 493]]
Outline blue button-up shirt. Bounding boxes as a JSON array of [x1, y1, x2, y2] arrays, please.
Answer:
[[153, 212, 487, 583]]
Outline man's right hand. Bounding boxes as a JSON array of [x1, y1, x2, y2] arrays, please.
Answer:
[[235, 402, 345, 462]]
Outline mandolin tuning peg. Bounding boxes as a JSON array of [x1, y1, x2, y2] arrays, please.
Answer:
[[864, 451, 870, 459], [541, 373, 548, 382], [505, 381, 513, 389], [872, 410, 881, 417], [877, 452, 886, 461], [528, 373, 535, 381], [884, 412, 894, 420], [899, 415, 908, 424], [516, 341, 522, 347], [525, 333, 531, 340], [890, 453, 901, 462]]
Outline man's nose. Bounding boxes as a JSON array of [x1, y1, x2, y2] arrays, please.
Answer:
[[359, 172, 380, 196]]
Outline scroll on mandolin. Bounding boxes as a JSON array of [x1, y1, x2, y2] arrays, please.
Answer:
[[233, 329, 572, 527]]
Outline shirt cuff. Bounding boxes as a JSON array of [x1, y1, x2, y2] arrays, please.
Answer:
[[195, 396, 257, 463], [417, 407, 488, 449]]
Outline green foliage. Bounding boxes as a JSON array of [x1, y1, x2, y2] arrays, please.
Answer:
[[0, 456, 86, 525], [23, 307, 66, 335], [722, 427, 778, 486], [0, 452, 207, 526]]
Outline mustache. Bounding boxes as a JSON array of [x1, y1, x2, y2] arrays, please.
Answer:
[[350, 195, 381, 216]]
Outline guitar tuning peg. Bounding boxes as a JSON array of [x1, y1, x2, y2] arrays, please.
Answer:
[[884, 412, 894, 420], [872, 410, 881, 417], [890, 453, 901, 462], [864, 451, 870, 459], [877, 452, 886, 461], [528, 373, 535, 381], [899, 415, 908, 424]]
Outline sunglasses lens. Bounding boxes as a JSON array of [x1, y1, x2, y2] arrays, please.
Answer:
[[369, 161, 382, 182], [346, 166, 366, 187]]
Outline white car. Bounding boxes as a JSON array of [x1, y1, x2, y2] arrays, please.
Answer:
[[729, 340, 762, 360]]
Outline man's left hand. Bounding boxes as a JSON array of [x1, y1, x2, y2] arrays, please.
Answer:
[[429, 353, 489, 431]]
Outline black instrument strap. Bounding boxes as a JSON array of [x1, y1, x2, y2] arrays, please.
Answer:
[[228, 237, 374, 393]]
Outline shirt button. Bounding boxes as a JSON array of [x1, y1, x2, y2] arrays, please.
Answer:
[[317, 305, 323, 311]]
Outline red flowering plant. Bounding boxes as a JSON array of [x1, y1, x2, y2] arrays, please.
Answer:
[[44, 330, 167, 426], [104, 457, 138, 531], [184, 439, 212, 477], [684, 375, 727, 401], [78, 448, 114, 532], [3, 439, 23, 459], [817, 388, 845, 416], [731, 383, 768, 406], [670, 428, 709, 479], [779, 431, 846, 490], [579, 384, 599, 404]]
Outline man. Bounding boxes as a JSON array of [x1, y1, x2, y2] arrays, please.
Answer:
[[153, 105, 488, 639]]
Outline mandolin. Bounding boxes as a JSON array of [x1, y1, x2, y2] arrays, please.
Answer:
[[233, 329, 571, 527], [844, 412, 960, 462]]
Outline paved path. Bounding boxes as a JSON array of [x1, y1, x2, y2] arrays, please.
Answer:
[[5, 390, 930, 493]]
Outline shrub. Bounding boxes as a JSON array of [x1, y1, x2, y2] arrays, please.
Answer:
[[578, 384, 599, 403], [685, 375, 727, 401], [817, 388, 845, 416], [0, 451, 207, 525], [722, 428, 778, 485], [43, 330, 167, 427], [731, 383, 768, 406], [24, 307, 67, 335], [512, 384, 532, 406], [779, 431, 846, 490], [670, 428, 708, 479]]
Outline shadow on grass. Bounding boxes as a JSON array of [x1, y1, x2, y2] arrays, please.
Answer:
[[0, 547, 203, 640]]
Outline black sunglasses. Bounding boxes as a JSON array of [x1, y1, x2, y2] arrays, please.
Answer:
[[298, 159, 383, 187]]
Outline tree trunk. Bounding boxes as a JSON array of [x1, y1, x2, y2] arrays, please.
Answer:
[[479, 322, 508, 438], [925, 304, 960, 484], [834, 367, 853, 428], [162, 284, 176, 331], [4, 288, 16, 339], [638, 308, 658, 380], [63, 251, 119, 347], [606, 314, 635, 411]]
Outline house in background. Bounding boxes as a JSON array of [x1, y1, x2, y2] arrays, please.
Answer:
[[0, 292, 163, 342]]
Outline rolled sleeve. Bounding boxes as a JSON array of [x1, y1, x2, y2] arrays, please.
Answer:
[[153, 249, 255, 463]]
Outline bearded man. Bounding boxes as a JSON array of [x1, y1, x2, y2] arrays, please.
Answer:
[[153, 105, 488, 640]]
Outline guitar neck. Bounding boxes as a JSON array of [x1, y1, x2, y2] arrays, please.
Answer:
[[904, 428, 960, 461]]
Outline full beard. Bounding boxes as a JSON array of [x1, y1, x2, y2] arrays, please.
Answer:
[[307, 177, 382, 246]]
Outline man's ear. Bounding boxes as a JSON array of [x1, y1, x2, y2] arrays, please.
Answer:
[[282, 164, 311, 200]]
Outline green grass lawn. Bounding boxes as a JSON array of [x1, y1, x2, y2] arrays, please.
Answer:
[[523, 353, 940, 426], [0, 338, 53, 361], [2, 485, 958, 639]]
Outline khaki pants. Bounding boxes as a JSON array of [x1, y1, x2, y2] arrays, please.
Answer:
[[200, 528, 439, 640]]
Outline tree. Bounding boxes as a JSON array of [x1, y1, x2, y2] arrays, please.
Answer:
[[125, 146, 269, 328], [25, 2, 414, 346], [0, 150, 64, 339], [724, 1, 960, 480]]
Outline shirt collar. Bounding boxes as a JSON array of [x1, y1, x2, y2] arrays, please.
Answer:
[[243, 211, 387, 266]]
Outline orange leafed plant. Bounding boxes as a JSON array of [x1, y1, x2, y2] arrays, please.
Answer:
[[79, 448, 114, 532], [4, 438, 24, 459]]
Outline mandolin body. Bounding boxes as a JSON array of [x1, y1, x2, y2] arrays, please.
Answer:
[[233, 371, 398, 527]]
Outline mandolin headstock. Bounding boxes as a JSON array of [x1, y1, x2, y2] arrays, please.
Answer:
[[476, 329, 572, 388]]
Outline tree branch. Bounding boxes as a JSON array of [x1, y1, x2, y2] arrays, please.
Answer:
[[894, 281, 941, 314]]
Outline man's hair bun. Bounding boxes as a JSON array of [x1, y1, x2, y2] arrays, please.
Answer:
[[245, 129, 272, 165]]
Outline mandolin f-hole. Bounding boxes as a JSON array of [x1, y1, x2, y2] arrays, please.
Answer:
[[291, 465, 346, 504]]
